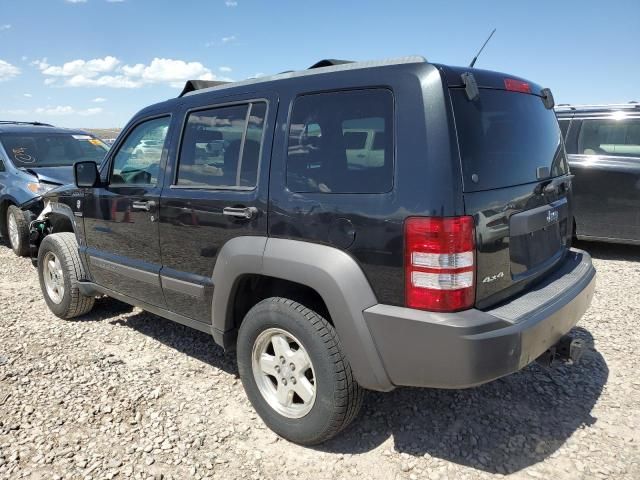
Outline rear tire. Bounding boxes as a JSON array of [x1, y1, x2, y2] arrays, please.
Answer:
[[38, 232, 95, 319], [7, 205, 29, 257], [237, 297, 363, 445]]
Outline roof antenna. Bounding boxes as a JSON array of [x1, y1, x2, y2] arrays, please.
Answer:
[[469, 28, 496, 68]]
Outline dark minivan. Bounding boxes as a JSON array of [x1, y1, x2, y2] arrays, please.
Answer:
[[30, 57, 595, 444], [557, 103, 640, 245], [0, 121, 108, 255]]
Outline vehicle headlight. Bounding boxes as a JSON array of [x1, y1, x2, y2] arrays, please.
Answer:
[[27, 182, 55, 195]]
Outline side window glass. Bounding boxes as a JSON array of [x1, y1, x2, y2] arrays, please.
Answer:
[[111, 116, 170, 185], [578, 118, 640, 158], [0, 159, 5, 172], [287, 89, 394, 194], [558, 119, 570, 139], [177, 102, 266, 188]]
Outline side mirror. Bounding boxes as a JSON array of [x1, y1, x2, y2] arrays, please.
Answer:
[[74, 161, 100, 188]]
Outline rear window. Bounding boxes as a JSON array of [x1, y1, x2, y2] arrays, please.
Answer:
[[0, 133, 109, 168], [451, 89, 566, 192]]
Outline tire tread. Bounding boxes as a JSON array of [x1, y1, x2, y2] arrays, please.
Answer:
[[39, 232, 94, 318]]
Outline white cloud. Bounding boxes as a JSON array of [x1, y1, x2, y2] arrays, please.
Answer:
[[0, 60, 20, 81], [23, 93, 32, 98], [0, 109, 29, 116], [219, 66, 232, 72], [0, 24, 11, 31], [221, 35, 236, 44], [106, 0, 126, 2], [39, 56, 218, 89], [41, 56, 120, 77], [225, 1, 238, 6], [65, 0, 87, 3], [92, 97, 107, 103], [35, 105, 103, 116]]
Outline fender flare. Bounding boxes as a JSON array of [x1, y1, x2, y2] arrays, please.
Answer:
[[211, 236, 394, 391], [38, 201, 79, 233]]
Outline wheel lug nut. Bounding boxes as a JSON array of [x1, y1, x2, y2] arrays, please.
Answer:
[[280, 357, 285, 365], [290, 377, 296, 385], [275, 366, 280, 373], [282, 378, 287, 386], [290, 363, 295, 371]]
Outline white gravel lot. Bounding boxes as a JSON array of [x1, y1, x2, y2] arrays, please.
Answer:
[[0, 239, 639, 480]]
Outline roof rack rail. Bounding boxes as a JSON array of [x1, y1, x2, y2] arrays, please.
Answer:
[[0, 120, 54, 127], [178, 79, 232, 97], [308, 59, 354, 69], [554, 102, 640, 111], [181, 56, 427, 98]]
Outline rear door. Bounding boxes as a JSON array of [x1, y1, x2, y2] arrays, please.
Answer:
[[83, 114, 173, 306], [158, 95, 275, 323], [449, 82, 572, 309], [565, 114, 640, 242]]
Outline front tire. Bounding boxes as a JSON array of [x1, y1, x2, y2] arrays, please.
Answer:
[[6, 205, 29, 257], [237, 297, 363, 445], [38, 232, 95, 319]]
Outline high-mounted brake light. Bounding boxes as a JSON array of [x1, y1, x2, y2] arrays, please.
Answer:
[[504, 78, 531, 93], [405, 216, 475, 312]]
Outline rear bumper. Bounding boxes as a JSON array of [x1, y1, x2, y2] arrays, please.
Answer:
[[363, 248, 596, 389]]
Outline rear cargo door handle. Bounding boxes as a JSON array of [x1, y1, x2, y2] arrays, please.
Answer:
[[131, 200, 156, 212], [223, 206, 258, 220]]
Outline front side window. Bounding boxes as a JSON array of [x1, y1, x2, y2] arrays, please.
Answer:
[[177, 102, 266, 188], [111, 116, 170, 185], [578, 117, 640, 158], [287, 89, 394, 194], [0, 132, 109, 168]]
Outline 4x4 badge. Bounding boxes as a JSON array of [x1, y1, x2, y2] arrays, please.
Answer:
[[482, 272, 504, 283]]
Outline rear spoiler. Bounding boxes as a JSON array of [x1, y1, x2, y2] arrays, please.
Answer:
[[179, 80, 231, 97]]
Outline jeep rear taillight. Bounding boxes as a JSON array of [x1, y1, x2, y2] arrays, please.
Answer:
[[404, 216, 476, 312]]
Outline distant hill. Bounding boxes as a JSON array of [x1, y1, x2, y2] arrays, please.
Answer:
[[84, 128, 122, 141]]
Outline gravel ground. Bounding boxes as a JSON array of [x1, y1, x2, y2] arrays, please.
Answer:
[[0, 239, 639, 480]]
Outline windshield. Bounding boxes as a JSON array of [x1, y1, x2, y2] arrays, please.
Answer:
[[0, 132, 109, 168], [451, 88, 567, 192]]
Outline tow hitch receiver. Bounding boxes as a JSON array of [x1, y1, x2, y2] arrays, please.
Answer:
[[536, 334, 586, 368]]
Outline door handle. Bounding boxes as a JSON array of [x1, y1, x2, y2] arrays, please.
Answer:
[[223, 206, 258, 219], [131, 200, 156, 212]]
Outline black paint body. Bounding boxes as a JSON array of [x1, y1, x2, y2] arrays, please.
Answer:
[[39, 60, 573, 327]]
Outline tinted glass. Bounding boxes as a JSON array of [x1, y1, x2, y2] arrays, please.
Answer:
[[578, 117, 640, 158], [0, 159, 4, 172], [177, 102, 265, 188], [111, 116, 170, 185], [287, 89, 393, 194], [558, 119, 570, 139], [452, 89, 566, 192], [0, 133, 109, 168]]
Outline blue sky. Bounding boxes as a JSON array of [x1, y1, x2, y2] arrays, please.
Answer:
[[0, 0, 638, 128]]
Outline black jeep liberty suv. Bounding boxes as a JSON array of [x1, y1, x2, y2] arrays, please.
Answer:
[[29, 56, 596, 445]]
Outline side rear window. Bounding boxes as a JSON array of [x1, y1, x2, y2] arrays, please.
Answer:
[[558, 119, 570, 139], [177, 102, 266, 188], [286, 89, 394, 194], [577, 117, 640, 158]]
